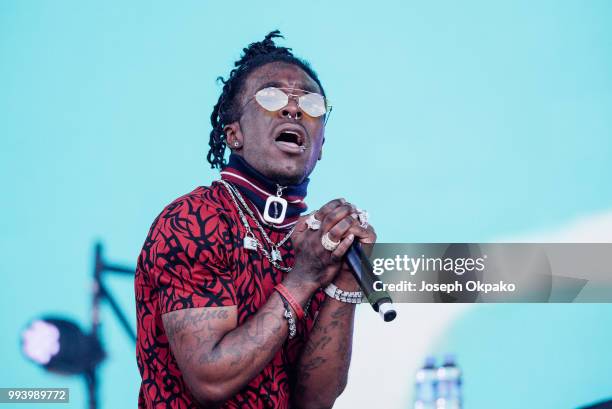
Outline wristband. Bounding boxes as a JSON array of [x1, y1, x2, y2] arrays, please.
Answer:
[[274, 284, 305, 320]]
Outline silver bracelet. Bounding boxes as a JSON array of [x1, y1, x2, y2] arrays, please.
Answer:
[[324, 283, 364, 304], [284, 308, 297, 339], [277, 294, 297, 339]]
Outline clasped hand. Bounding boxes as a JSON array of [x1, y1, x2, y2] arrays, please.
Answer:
[[289, 198, 377, 289]]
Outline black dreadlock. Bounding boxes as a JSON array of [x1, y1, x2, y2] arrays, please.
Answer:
[[207, 30, 325, 169]]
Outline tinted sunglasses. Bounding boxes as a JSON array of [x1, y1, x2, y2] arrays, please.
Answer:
[[252, 87, 332, 121]]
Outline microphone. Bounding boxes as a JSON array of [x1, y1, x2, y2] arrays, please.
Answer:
[[345, 242, 397, 322]]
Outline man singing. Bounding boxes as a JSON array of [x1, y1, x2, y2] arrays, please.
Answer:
[[135, 31, 375, 408]]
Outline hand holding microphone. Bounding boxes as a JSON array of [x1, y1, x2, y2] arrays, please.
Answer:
[[298, 199, 396, 322], [345, 241, 397, 321]]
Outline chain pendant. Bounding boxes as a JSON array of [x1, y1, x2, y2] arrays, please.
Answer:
[[243, 235, 258, 251], [271, 247, 282, 262], [263, 196, 288, 224]]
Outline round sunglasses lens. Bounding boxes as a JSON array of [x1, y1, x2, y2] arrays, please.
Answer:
[[255, 87, 288, 112], [299, 93, 327, 117]]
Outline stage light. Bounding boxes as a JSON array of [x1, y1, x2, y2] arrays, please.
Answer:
[[21, 317, 104, 375], [21, 242, 135, 409]]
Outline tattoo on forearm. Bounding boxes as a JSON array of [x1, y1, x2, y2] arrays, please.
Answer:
[[164, 308, 230, 338], [295, 301, 356, 400], [159, 298, 298, 399], [303, 335, 332, 356], [300, 356, 327, 371], [164, 307, 286, 372], [331, 303, 353, 319]]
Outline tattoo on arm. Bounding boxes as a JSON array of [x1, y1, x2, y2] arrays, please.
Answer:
[[161, 297, 289, 403], [294, 300, 356, 403], [164, 308, 230, 338]]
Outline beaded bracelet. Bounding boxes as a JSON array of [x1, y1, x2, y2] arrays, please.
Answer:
[[275, 292, 297, 339]]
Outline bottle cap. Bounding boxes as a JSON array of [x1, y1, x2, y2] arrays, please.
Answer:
[[443, 353, 457, 366]]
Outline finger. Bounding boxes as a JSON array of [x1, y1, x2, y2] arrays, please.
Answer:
[[345, 223, 377, 244], [321, 204, 356, 234], [330, 234, 355, 261], [327, 214, 358, 242], [316, 198, 351, 222]]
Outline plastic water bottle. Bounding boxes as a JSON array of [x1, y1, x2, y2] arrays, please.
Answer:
[[435, 354, 462, 409], [413, 356, 437, 409]]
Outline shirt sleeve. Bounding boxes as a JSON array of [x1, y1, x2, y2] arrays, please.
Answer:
[[149, 196, 237, 314]]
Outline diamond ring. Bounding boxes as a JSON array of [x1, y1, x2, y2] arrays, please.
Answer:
[[321, 232, 340, 251], [357, 209, 369, 229], [351, 208, 369, 229], [306, 213, 321, 231]]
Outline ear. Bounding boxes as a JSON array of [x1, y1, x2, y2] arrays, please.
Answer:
[[224, 122, 243, 150]]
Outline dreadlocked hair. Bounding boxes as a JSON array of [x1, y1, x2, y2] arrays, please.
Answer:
[[207, 30, 325, 169]]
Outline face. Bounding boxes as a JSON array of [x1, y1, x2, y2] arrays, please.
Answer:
[[224, 62, 326, 185]]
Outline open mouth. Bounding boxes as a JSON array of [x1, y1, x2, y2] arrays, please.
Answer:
[[275, 131, 304, 148]]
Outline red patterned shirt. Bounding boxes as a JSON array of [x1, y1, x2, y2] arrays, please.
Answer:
[[135, 182, 324, 408]]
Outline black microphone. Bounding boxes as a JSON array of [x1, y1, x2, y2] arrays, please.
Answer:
[[345, 242, 397, 322]]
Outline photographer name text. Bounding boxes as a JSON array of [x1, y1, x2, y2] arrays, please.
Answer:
[[373, 280, 516, 294]]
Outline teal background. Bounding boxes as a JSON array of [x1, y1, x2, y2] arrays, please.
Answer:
[[437, 304, 612, 409], [1, 1, 611, 408]]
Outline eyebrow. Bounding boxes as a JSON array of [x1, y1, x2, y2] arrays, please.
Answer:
[[258, 81, 320, 94]]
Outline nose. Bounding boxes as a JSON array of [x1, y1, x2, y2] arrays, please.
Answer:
[[280, 95, 302, 120]]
